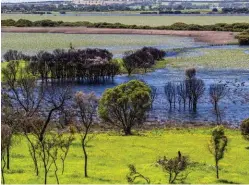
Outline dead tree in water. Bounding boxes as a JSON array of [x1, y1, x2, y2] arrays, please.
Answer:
[[164, 82, 177, 109], [186, 79, 205, 112], [177, 81, 188, 110], [209, 84, 227, 125]]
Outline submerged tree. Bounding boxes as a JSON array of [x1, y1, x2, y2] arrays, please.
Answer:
[[209, 84, 227, 125], [74, 91, 98, 177], [164, 82, 177, 109], [208, 126, 228, 179], [186, 78, 205, 112], [185, 68, 196, 80], [98, 80, 151, 135], [157, 151, 189, 184]]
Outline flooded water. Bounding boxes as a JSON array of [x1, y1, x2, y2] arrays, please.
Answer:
[[65, 68, 249, 126], [2, 33, 249, 125]]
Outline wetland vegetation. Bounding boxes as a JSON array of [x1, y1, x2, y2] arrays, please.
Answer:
[[1, 12, 249, 185]]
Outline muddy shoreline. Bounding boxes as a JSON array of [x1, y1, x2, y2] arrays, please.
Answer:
[[2, 27, 239, 45]]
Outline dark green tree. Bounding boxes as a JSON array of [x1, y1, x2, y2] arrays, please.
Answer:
[[98, 80, 151, 135], [241, 118, 249, 141], [208, 126, 228, 179]]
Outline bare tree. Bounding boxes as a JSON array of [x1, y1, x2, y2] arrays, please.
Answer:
[[209, 84, 227, 125], [2, 61, 72, 176], [164, 82, 177, 109], [74, 91, 98, 177], [186, 79, 205, 112], [1, 94, 20, 170], [177, 81, 188, 110], [185, 68, 196, 80], [59, 128, 75, 175], [1, 125, 12, 184], [37, 131, 62, 184]]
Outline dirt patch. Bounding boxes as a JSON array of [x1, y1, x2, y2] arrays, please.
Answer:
[[2, 27, 239, 45]]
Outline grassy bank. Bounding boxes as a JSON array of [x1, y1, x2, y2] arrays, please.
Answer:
[[2, 14, 249, 26], [5, 127, 249, 184], [166, 48, 249, 69]]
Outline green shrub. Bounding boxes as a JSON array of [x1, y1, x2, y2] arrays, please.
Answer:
[[15, 19, 33, 27], [1, 19, 16, 26], [241, 118, 249, 140]]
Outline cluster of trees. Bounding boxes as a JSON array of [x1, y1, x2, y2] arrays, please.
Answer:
[[4, 48, 119, 84], [123, 47, 165, 75], [162, 68, 227, 124], [235, 29, 249, 45], [3, 46, 165, 80], [1, 60, 249, 184], [3, 18, 249, 32]]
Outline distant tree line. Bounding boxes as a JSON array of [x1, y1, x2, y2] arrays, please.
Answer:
[[140, 11, 200, 15], [3, 2, 249, 14], [3, 19, 249, 32], [222, 7, 249, 14]]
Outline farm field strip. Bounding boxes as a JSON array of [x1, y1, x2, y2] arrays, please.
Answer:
[[2, 14, 249, 26]]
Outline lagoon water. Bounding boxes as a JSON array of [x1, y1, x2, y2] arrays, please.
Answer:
[[2, 33, 249, 125], [64, 68, 249, 126]]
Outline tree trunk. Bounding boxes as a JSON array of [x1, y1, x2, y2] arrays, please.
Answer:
[[124, 127, 132, 135], [44, 171, 48, 184], [6, 145, 10, 170], [82, 141, 88, 178], [216, 160, 219, 179], [193, 101, 197, 112]]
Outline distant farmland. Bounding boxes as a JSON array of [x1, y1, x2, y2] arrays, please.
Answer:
[[2, 14, 249, 26]]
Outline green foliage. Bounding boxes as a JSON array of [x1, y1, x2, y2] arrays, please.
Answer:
[[241, 118, 249, 141], [3, 18, 249, 32], [1, 19, 16, 26], [235, 30, 249, 45], [126, 164, 150, 184], [208, 126, 228, 179], [98, 80, 151, 135], [157, 151, 189, 184], [2, 14, 249, 27], [15, 19, 33, 27]]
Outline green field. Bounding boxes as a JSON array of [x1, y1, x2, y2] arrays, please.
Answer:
[[1, 33, 197, 55], [2, 14, 249, 26], [165, 49, 249, 69], [4, 127, 249, 184]]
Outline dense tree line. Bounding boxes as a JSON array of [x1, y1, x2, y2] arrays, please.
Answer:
[[2, 18, 249, 32], [4, 48, 120, 84]]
